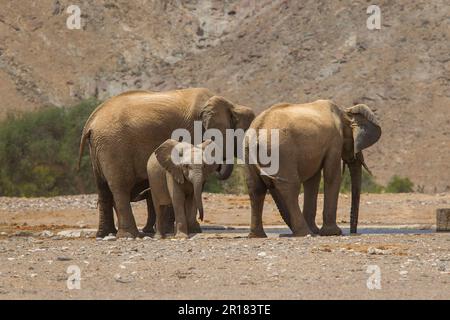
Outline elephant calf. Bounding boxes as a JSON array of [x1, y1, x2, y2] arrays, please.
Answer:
[[143, 139, 218, 239]]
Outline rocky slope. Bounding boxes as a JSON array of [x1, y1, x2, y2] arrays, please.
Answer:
[[0, 0, 449, 191]]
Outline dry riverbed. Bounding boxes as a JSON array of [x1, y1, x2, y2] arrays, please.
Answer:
[[0, 193, 449, 299]]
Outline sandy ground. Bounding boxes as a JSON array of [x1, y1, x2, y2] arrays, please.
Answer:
[[0, 193, 449, 300]]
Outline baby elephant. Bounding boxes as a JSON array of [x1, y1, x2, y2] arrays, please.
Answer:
[[145, 139, 218, 239]]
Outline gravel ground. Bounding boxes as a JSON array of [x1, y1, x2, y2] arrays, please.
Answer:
[[0, 193, 449, 300], [0, 231, 449, 299]]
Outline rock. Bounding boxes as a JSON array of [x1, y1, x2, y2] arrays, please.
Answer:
[[57, 229, 96, 238], [56, 256, 72, 261], [28, 238, 43, 244], [39, 230, 54, 238], [57, 230, 83, 238], [399, 270, 408, 276], [103, 235, 117, 241], [75, 220, 87, 228], [436, 208, 450, 232], [258, 252, 267, 257], [142, 236, 152, 241], [437, 263, 447, 272], [367, 247, 391, 255], [114, 274, 133, 283]]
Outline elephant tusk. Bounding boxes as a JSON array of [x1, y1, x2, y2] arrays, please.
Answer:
[[355, 152, 373, 176], [361, 160, 373, 176], [257, 164, 289, 182]]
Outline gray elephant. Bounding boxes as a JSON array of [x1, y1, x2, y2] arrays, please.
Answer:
[[244, 100, 381, 237], [143, 139, 218, 239], [78, 88, 255, 238]]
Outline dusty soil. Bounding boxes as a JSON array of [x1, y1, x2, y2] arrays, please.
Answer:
[[0, 193, 449, 300]]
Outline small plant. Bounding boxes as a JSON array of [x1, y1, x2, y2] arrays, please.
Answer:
[[385, 175, 414, 193]]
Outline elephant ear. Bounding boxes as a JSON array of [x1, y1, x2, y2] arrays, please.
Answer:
[[200, 96, 236, 130], [346, 104, 382, 155], [155, 139, 185, 184]]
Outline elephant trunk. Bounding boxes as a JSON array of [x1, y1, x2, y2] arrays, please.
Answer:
[[348, 156, 362, 234], [193, 179, 204, 221], [216, 163, 234, 180]]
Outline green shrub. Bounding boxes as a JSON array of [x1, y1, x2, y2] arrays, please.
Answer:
[[340, 170, 384, 194], [318, 169, 384, 194], [385, 175, 414, 193], [0, 99, 99, 197], [204, 164, 247, 194]]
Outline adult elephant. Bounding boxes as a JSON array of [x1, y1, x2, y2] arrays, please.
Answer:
[[244, 100, 381, 237], [78, 88, 255, 238]]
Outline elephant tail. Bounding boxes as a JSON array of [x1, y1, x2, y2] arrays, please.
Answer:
[[268, 188, 292, 230], [77, 128, 91, 171]]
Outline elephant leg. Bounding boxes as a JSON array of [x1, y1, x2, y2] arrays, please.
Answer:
[[154, 203, 165, 239], [171, 188, 189, 239], [164, 206, 176, 235], [112, 190, 139, 238], [246, 166, 268, 238], [186, 195, 202, 234], [320, 152, 342, 236], [174, 206, 189, 239], [303, 171, 321, 234], [142, 193, 156, 234], [95, 177, 117, 238], [275, 182, 312, 237]]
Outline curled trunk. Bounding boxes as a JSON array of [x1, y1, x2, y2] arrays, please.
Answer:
[[348, 158, 362, 234], [216, 163, 234, 180]]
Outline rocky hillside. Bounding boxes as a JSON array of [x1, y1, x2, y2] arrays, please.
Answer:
[[0, 0, 449, 192]]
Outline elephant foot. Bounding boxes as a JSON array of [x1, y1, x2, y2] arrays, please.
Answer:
[[142, 225, 155, 235], [174, 232, 189, 240], [309, 224, 320, 235], [154, 232, 165, 240], [287, 223, 312, 237], [319, 225, 342, 236], [96, 227, 117, 238], [248, 229, 267, 238], [290, 230, 312, 237], [138, 231, 153, 238], [116, 228, 139, 239]]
